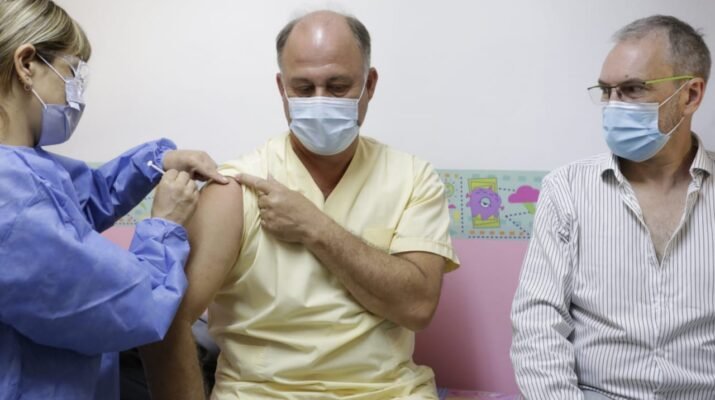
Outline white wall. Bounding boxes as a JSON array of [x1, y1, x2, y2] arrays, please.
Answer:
[[56, 0, 715, 170]]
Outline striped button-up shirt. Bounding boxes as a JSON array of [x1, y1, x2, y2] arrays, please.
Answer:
[[511, 137, 715, 400]]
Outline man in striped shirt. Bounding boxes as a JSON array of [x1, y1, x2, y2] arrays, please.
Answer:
[[511, 15, 713, 400]]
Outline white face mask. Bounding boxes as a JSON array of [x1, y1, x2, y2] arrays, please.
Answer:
[[285, 81, 366, 156]]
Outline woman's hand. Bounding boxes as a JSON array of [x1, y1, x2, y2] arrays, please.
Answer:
[[162, 150, 229, 184], [151, 170, 199, 226]]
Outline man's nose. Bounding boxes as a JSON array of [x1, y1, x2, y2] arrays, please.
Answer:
[[607, 87, 622, 102], [315, 87, 329, 97]]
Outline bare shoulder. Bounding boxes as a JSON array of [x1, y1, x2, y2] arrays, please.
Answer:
[[198, 179, 244, 212]]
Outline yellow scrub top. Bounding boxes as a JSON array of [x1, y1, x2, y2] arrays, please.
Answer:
[[211, 134, 459, 399]]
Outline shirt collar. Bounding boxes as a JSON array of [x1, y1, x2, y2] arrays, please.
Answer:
[[689, 134, 713, 178], [599, 133, 713, 182], [599, 152, 625, 183]]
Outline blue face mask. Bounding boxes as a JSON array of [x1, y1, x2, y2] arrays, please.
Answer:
[[602, 83, 687, 162], [32, 54, 87, 147], [286, 83, 366, 156]]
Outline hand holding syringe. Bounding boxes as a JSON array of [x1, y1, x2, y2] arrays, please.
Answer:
[[146, 160, 199, 226]]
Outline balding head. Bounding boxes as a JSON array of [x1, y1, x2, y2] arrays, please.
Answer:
[[276, 10, 371, 74], [274, 10, 379, 139]]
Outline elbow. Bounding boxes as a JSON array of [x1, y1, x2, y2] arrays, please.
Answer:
[[403, 316, 431, 332], [401, 298, 439, 332]]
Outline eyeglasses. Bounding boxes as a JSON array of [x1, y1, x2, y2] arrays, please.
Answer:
[[587, 75, 693, 105], [36, 52, 90, 93]]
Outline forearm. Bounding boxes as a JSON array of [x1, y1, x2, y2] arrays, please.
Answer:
[[511, 282, 582, 399], [511, 317, 584, 399], [235, 173, 443, 329], [140, 319, 206, 400], [304, 215, 441, 330]]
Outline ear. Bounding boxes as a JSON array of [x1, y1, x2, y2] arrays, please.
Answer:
[[682, 77, 705, 116], [366, 67, 378, 101], [277, 72, 291, 123], [13, 44, 37, 89], [276, 73, 286, 98]]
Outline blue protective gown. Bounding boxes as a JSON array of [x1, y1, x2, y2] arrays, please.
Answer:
[[0, 139, 189, 400]]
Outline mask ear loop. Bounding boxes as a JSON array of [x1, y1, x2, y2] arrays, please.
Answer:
[[663, 116, 685, 136], [657, 80, 690, 109], [30, 88, 48, 110], [353, 74, 370, 130], [356, 73, 369, 102], [36, 53, 69, 83], [31, 54, 64, 110], [658, 80, 691, 136]]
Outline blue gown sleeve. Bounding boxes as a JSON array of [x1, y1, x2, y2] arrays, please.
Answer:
[[50, 138, 176, 232], [0, 168, 189, 356]]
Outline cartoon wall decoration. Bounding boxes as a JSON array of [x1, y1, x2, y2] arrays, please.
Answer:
[[109, 166, 546, 240], [440, 170, 546, 240]]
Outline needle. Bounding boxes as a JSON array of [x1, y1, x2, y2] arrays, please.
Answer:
[[147, 160, 165, 175]]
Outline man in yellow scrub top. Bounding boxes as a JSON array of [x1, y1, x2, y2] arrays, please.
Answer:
[[141, 10, 459, 400]]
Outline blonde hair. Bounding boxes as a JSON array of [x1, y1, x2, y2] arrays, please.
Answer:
[[0, 0, 91, 94]]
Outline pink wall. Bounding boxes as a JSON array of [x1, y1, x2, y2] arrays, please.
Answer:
[[414, 239, 527, 394], [102, 226, 134, 249], [102, 228, 526, 394]]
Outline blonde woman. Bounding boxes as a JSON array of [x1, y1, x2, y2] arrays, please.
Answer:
[[0, 1, 228, 399]]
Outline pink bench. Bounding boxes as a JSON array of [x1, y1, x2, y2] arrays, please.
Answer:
[[103, 229, 526, 398], [416, 239, 526, 397], [438, 389, 520, 400]]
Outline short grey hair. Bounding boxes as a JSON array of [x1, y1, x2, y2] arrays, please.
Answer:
[[614, 15, 711, 82], [275, 11, 371, 73]]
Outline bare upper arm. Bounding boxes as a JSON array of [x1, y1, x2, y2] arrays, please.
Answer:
[[177, 179, 244, 323]]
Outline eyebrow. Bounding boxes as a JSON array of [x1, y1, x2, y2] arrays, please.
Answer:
[[288, 78, 314, 86], [597, 78, 647, 86], [326, 76, 353, 85], [288, 76, 356, 87]]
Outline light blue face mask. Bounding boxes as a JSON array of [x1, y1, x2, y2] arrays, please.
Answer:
[[32, 54, 87, 147], [286, 82, 366, 156], [602, 82, 687, 162]]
